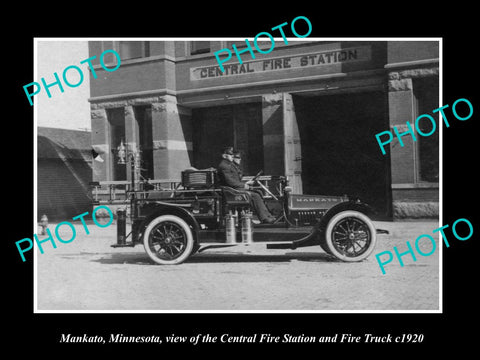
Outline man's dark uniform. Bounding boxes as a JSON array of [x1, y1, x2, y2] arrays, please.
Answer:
[[217, 158, 273, 222]]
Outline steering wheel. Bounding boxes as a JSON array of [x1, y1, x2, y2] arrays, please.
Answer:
[[251, 170, 263, 182], [250, 170, 278, 200]]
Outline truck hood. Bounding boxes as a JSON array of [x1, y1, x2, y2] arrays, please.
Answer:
[[288, 194, 348, 210]]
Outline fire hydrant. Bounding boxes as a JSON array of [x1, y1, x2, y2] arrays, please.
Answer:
[[39, 214, 48, 235]]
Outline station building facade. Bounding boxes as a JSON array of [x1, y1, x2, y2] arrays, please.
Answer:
[[87, 40, 440, 219]]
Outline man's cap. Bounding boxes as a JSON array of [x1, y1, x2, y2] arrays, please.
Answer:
[[222, 146, 234, 155], [233, 150, 242, 158]]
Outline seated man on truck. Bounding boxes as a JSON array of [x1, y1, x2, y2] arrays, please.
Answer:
[[217, 147, 276, 224]]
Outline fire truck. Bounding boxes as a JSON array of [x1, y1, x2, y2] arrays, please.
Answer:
[[93, 168, 386, 265]]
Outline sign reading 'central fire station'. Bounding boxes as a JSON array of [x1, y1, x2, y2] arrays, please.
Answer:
[[190, 46, 371, 81]]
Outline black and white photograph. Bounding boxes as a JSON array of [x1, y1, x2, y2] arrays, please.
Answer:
[[7, 8, 479, 355], [33, 38, 441, 312]]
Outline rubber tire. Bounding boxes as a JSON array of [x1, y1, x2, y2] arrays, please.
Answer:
[[324, 210, 377, 262], [143, 215, 194, 265], [318, 233, 333, 255]]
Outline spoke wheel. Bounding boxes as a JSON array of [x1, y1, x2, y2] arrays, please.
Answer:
[[143, 215, 194, 265], [324, 211, 376, 262]]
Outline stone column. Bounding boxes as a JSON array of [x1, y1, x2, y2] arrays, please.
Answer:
[[283, 93, 303, 194], [261, 93, 303, 193], [262, 93, 285, 176], [151, 95, 193, 180], [90, 107, 110, 181], [387, 74, 416, 184]]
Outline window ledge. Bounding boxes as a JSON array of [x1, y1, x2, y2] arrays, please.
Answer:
[[91, 54, 176, 69], [392, 183, 439, 189]]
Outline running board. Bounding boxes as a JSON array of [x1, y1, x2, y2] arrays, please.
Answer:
[[266, 243, 295, 249], [111, 242, 136, 248], [198, 242, 295, 253]]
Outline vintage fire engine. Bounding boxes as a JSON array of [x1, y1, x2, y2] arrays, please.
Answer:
[[94, 168, 386, 265]]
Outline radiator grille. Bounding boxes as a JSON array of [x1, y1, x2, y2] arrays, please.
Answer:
[[291, 210, 325, 225]]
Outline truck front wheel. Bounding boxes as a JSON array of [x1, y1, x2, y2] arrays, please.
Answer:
[[324, 210, 377, 262]]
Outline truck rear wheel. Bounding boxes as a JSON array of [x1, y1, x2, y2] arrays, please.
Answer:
[[324, 210, 377, 262], [143, 215, 194, 265]]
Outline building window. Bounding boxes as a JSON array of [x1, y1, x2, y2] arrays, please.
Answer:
[[107, 108, 126, 181], [117, 41, 150, 60], [414, 76, 439, 183], [190, 41, 210, 55], [226, 39, 278, 51], [226, 40, 247, 49]]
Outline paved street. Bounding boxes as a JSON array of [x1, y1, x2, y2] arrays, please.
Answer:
[[36, 220, 440, 311]]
